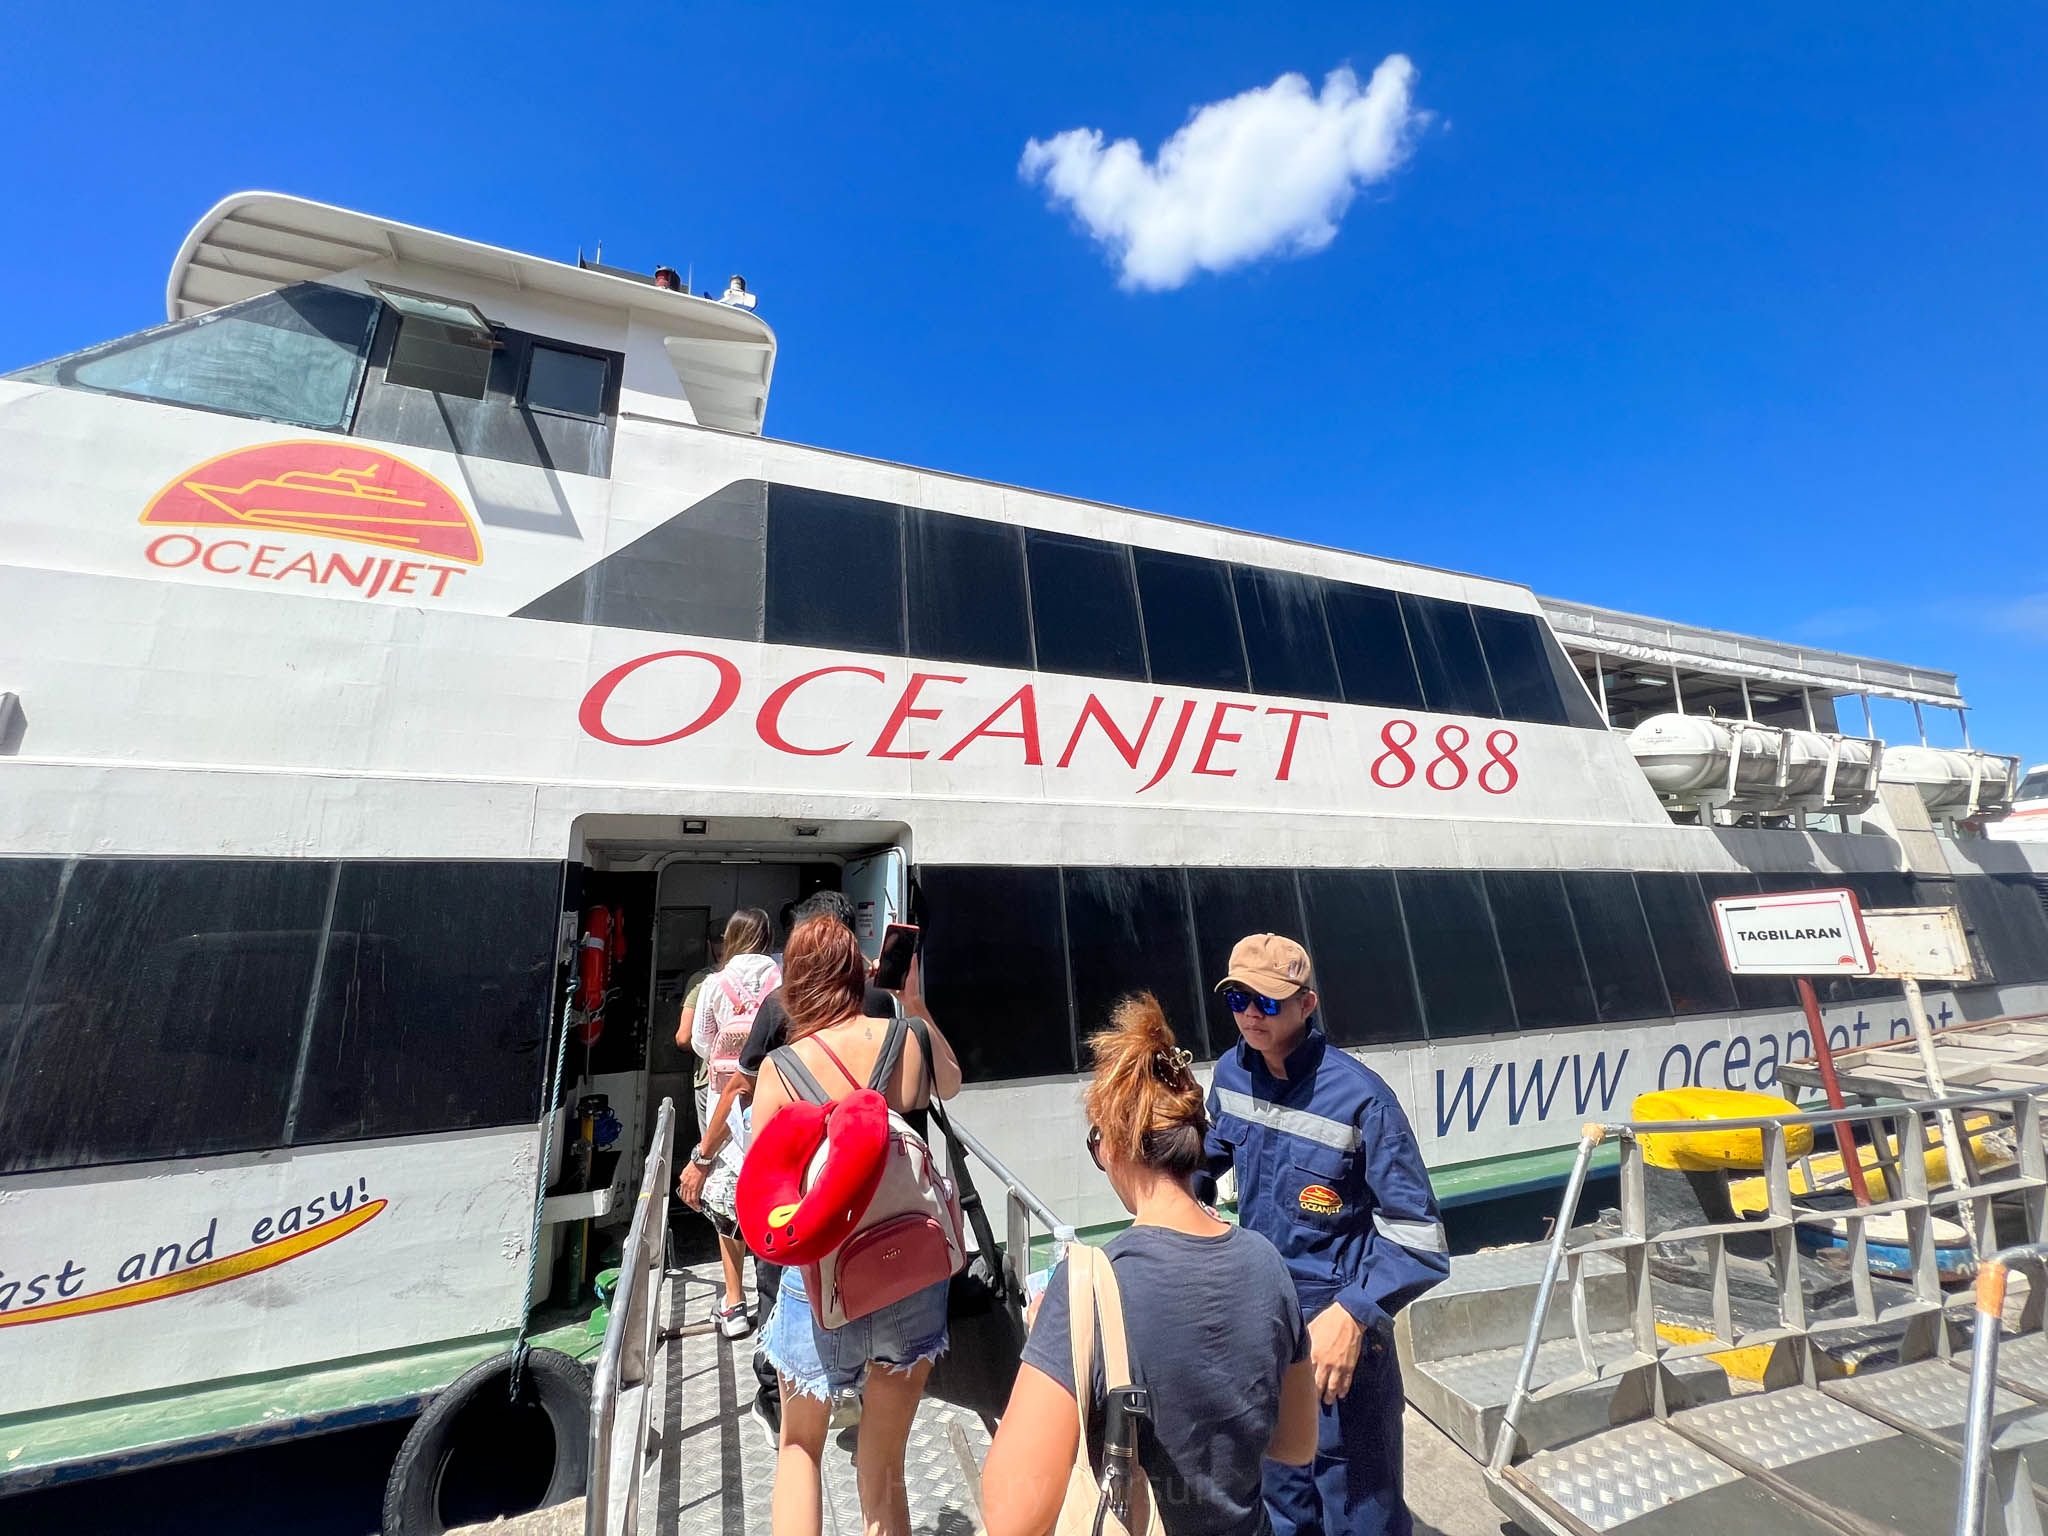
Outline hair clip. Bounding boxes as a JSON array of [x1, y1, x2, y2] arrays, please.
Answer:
[[1155, 1046, 1194, 1079]]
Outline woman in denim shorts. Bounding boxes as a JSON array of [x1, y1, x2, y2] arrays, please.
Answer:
[[749, 915, 962, 1536]]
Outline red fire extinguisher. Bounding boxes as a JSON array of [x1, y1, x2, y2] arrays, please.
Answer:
[[576, 905, 626, 1045]]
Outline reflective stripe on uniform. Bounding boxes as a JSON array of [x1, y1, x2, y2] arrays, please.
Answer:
[[1213, 1087, 1361, 1153], [1373, 1212, 1448, 1253]]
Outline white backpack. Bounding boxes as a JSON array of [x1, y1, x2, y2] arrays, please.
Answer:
[[709, 961, 780, 1097], [770, 1015, 966, 1328]]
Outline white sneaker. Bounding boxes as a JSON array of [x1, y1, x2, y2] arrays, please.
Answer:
[[715, 1302, 752, 1338], [829, 1389, 862, 1429]]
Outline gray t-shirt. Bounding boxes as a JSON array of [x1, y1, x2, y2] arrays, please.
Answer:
[[1021, 1224, 1307, 1536]]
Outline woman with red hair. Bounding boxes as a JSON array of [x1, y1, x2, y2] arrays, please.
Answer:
[[750, 914, 962, 1536]]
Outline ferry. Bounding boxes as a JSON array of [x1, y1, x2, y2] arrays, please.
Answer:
[[2, 192, 2045, 1502]]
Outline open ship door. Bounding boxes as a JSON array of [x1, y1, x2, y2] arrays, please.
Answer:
[[841, 846, 906, 963]]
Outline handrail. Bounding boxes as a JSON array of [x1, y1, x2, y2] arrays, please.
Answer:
[[945, 1112, 1076, 1242], [586, 1096, 676, 1536], [1487, 1125, 1605, 1475], [1953, 1240, 2048, 1536], [1594, 1080, 2046, 1136]]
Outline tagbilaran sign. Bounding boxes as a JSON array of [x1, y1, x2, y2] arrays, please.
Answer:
[[1710, 888, 1875, 976]]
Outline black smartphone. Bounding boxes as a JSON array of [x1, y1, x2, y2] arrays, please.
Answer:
[[874, 922, 919, 991]]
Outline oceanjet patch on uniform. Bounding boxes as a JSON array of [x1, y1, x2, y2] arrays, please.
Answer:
[[1299, 1184, 1343, 1216], [140, 439, 482, 598]]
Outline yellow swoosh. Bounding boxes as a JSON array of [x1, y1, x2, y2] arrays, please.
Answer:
[[0, 1199, 387, 1329]]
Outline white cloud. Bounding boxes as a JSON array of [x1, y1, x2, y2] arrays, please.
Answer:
[[1020, 57, 1425, 291]]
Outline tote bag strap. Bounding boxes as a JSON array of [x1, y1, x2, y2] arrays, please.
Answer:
[[1087, 1247, 1136, 1393]]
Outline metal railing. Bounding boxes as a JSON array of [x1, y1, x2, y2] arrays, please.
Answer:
[[1954, 1240, 2048, 1536], [944, 1111, 1079, 1297], [1488, 1085, 2048, 1481], [587, 1095, 675, 1536]]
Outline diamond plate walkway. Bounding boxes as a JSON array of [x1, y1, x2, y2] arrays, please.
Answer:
[[643, 1263, 989, 1536]]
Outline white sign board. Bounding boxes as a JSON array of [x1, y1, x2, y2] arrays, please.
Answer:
[[1863, 906, 1976, 983], [1712, 888, 1874, 976]]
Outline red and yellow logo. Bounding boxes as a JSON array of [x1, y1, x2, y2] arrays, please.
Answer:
[[1298, 1184, 1343, 1217], [142, 441, 482, 565]]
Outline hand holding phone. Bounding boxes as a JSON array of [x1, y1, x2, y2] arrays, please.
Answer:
[[874, 922, 919, 992]]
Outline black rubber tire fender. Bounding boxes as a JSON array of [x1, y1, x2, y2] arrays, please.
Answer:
[[381, 1347, 590, 1536]]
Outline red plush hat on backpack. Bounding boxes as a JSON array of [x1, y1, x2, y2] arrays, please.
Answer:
[[737, 1089, 891, 1266]]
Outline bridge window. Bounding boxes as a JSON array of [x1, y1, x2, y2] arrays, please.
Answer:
[[1399, 871, 1517, 1036], [906, 508, 1032, 670], [1133, 550, 1248, 692], [1187, 868, 1304, 1059], [1473, 609, 1571, 727], [1062, 868, 1202, 1057], [1634, 873, 1737, 1015], [1322, 582, 1426, 710], [1401, 595, 1499, 718], [1298, 870, 1422, 1046], [1485, 870, 1596, 1029], [11, 283, 380, 432], [1025, 531, 1147, 681], [1233, 567, 1342, 702], [917, 866, 1074, 1080], [523, 344, 610, 418], [765, 486, 904, 655], [1953, 874, 2048, 986]]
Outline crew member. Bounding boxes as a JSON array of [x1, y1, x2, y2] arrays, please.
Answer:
[[1204, 934, 1448, 1536]]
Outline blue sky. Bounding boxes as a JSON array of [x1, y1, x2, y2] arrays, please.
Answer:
[[5, 3, 2042, 764]]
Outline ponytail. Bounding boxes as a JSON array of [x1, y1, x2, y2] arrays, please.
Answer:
[[1083, 992, 1208, 1180]]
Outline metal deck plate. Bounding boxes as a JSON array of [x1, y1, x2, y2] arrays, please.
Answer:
[[1965, 1333, 2048, 1402], [1674, 1387, 1891, 1469], [1429, 1244, 1624, 1299], [650, 1264, 992, 1536], [1510, 1419, 1835, 1536], [1825, 1358, 2037, 1446]]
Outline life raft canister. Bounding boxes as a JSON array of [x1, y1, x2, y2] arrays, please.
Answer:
[[576, 904, 625, 1046]]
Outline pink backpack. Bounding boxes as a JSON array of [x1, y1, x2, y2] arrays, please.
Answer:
[[709, 962, 780, 1096], [770, 1015, 965, 1328]]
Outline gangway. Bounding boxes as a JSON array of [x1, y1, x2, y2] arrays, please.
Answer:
[[583, 1096, 1075, 1536], [1411, 1086, 2048, 1536]]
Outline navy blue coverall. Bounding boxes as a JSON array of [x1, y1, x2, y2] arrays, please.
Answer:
[[1204, 1025, 1449, 1536]]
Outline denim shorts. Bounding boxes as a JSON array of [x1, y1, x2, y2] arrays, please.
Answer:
[[759, 1265, 949, 1400]]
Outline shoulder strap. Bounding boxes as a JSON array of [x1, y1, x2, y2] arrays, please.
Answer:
[[1088, 1245, 1136, 1392], [810, 1034, 865, 1093], [1066, 1246, 1100, 1444], [867, 1015, 911, 1093], [768, 1044, 830, 1105]]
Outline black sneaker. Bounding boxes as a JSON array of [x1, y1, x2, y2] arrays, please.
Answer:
[[751, 1386, 782, 1445]]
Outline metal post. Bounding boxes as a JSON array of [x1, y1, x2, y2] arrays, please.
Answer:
[[1959, 707, 1973, 749], [1739, 676, 1753, 721], [1803, 688, 1817, 731], [1901, 974, 1980, 1251], [1671, 665, 1684, 715], [1595, 660, 1609, 726], [1956, 1259, 2008, 1536], [1863, 694, 1876, 737], [1489, 1126, 1604, 1475], [1915, 701, 1928, 746], [1800, 977, 1872, 1206]]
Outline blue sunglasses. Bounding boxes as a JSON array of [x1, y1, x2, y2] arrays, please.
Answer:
[[1223, 987, 1284, 1017]]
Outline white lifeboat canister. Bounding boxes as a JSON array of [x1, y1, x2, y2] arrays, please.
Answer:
[[1879, 746, 2018, 818]]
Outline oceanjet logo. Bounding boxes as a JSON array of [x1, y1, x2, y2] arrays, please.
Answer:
[[0, 1181, 386, 1329], [140, 440, 481, 598]]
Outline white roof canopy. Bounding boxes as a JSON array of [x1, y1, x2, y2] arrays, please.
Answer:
[[167, 192, 776, 435], [1540, 594, 1965, 708]]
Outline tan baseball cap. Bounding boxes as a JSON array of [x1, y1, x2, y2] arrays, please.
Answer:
[[1214, 933, 1314, 1000]]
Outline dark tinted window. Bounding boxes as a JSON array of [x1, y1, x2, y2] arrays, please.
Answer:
[[1299, 870, 1422, 1045], [0, 859, 60, 1011], [386, 316, 494, 398], [1186, 869, 1302, 1059], [1232, 567, 1341, 702], [1400, 594, 1499, 718], [1485, 871, 1596, 1028], [1472, 609, 1569, 726], [1697, 873, 1795, 1012], [1062, 869, 1201, 1054], [523, 345, 609, 417], [1132, 549, 1247, 692], [16, 283, 380, 431], [1398, 871, 1516, 1036], [1323, 583, 1424, 710], [1634, 874, 1737, 1015], [906, 509, 1032, 669], [919, 867, 1073, 1080], [1, 860, 332, 1173], [1025, 532, 1146, 681], [291, 862, 558, 1143], [764, 486, 904, 655], [1563, 873, 1670, 1022], [1540, 624, 1608, 729], [1956, 876, 2048, 985]]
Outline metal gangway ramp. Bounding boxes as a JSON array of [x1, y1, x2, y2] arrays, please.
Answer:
[[584, 1099, 1072, 1536], [1476, 1089, 2048, 1536]]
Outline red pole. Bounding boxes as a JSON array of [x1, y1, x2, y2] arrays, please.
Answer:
[[1801, 976, 1872, 1207]]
